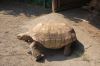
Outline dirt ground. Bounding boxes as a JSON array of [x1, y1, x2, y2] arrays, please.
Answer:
[[0, 3, 100, 66]]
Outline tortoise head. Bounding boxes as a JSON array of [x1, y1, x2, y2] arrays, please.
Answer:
[[17, 33, 33, 43]]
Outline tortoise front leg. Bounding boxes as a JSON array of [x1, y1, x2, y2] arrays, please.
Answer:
[[29, 41, 44, 61], [64, 44, 71, 56]]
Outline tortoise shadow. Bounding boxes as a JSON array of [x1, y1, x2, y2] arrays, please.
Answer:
[[43, 40, 85, 62]]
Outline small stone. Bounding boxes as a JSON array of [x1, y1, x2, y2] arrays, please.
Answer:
[[5, 31, 9, 33]]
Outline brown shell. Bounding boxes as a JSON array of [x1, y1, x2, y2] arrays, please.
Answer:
[[28, 22, 76, 49]]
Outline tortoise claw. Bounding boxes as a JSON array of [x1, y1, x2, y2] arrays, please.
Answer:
[[36, 54, 44, 62]]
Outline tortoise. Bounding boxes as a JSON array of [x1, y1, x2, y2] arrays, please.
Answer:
[[17, 22, 77, 61]]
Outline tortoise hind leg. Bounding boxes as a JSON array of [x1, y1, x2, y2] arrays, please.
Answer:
[[29, 41, 44, 61], [64, 45, 71, 56]]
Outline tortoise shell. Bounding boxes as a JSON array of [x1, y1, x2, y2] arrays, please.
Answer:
[[27, 22, 76, 49]]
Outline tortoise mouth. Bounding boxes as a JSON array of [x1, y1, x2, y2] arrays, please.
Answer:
[[17, 35, 22, 40]]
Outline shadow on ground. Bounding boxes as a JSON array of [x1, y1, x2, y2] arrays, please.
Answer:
[[39, 40, 85, 62], [0, 2, 50, 17], [60, 8, 100, 29]]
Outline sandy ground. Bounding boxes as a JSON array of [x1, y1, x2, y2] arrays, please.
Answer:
[[0, 3, 100, 66]]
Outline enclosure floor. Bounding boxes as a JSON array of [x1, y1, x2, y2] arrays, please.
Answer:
[[0, 3, 100, 66]]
